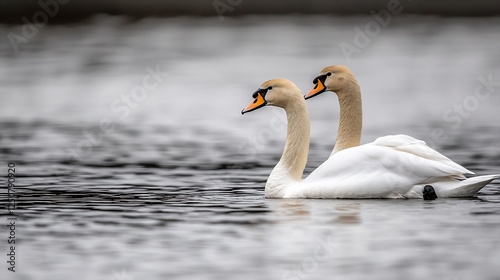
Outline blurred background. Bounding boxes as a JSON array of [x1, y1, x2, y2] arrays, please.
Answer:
[[1, 1, 500, 280], [2, 0, 500, 21]]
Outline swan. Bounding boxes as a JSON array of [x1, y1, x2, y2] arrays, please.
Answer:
[[241, 79, 488, 199], [305, 65, 499, 198]]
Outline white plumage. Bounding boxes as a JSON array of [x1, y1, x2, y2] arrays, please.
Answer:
[[242, 75, 498, 199]]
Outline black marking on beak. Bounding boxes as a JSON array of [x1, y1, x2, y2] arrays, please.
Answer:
[[312, 73, 330, 86], [252, 87, 269, 99]]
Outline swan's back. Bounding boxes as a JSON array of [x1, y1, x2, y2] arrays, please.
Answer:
[[288, 140, 472, 199], [371, 134, 473, 177]]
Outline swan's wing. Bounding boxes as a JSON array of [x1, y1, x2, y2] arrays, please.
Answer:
[[296, 144, 469, 199], [371, 134, 473, 176]]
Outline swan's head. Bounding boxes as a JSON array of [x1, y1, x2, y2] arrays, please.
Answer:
[[305, 65, 355, 99], [242, 79, 302, 114]]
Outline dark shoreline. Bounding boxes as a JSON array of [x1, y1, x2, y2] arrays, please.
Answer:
[[1, 0, 500, 24]]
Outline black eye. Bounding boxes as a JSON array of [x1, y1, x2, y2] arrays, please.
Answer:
[[267, 86, 273, 90], [327, 72, 332, 76]]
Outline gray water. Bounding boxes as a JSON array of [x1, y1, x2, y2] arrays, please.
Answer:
[[1, 16, 500, 280]]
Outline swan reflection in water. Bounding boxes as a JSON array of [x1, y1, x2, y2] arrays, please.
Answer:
[[266, 199, 361, 225]]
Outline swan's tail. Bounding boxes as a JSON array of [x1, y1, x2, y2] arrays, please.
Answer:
[[435, 174, 500, 198], [406, 174, 499, 198]]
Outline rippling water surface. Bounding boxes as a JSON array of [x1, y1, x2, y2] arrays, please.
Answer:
[[1, 16, 500, 280]]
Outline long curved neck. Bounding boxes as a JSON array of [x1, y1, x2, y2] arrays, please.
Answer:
[[266, 95, 310, 198], [280, 99, 310, 179], [332, 78, 362, 155]]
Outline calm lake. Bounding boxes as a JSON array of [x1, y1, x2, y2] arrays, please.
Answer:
[[1, 15, 500, 280]]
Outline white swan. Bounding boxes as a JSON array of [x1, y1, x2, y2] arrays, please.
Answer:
[[305, 65, 499, 198], [241, 79, 491, 199]]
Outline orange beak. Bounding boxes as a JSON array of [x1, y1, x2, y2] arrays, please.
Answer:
[[242, 93, 267, 114], [305, 79, 326, 100]]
